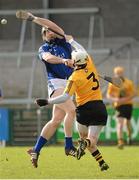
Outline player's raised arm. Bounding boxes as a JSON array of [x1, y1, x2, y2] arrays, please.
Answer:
[[16, 10, 65, 38], [33, 17, 65, 38], [65, 35, 87, 53]]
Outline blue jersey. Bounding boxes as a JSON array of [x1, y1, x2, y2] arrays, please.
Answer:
[[38, 38, 73, 80]]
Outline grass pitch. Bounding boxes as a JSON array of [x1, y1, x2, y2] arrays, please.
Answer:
[[0, 146, 139, 179]]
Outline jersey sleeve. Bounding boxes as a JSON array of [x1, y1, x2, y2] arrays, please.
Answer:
[[38, 45, 49, 61], [64, 78, 76, 96], [69, 39, 87, 54]]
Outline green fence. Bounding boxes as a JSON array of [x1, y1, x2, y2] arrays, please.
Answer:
[[2, 107, 139, 145], [56, 108, 139, 142]]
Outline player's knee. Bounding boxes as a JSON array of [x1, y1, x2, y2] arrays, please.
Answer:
[[50, 118, 62, 128], [66, 107, 75, 116]]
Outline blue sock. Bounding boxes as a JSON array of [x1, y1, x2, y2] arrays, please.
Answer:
[[34, 136, 47, 154], [65, 137, 73, 149]]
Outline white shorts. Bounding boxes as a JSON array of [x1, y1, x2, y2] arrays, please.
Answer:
[[47, 78, 67, 97]]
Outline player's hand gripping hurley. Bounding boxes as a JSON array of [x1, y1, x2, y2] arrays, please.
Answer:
[[16, 10, 35, 21]]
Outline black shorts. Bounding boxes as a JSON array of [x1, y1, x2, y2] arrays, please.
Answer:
[[116, 104, 133, 120], [76, 100, 107, 126]]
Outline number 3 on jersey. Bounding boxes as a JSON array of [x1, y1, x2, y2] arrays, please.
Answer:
[[87, 72, 99, 90]]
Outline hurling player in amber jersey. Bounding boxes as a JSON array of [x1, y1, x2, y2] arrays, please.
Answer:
[[107, 66, 137, 149], [36, 39, 109, 171], [64, 55, 102, 106]]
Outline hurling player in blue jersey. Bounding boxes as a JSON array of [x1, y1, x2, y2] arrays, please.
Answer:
[[22, 12, 76, 168]]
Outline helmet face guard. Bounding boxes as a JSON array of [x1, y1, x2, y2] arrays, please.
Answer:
[[72, 50, 88, 65]]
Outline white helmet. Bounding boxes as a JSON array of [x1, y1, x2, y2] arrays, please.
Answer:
[[71, 50, 88, 65]]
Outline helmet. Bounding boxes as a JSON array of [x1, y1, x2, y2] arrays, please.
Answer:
[[71, 50, 88, 65]]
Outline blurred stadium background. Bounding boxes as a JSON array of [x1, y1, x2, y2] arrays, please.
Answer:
[[0, 0, 139, 153]]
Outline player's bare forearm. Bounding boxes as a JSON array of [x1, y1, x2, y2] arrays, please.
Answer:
[[44, 55, 64, 64], [120, 94, 136, 102], [33, 17, 65, 37], [114, 94, 135, 104], [42, 53, 70, 65], [116, 97, 130, 104]]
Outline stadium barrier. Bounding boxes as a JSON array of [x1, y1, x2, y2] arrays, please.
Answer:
[[0, 108, 56, 146], [0, 105, 139, 146]]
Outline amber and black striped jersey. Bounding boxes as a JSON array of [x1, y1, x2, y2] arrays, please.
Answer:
[[64, 56, 102, 106]]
